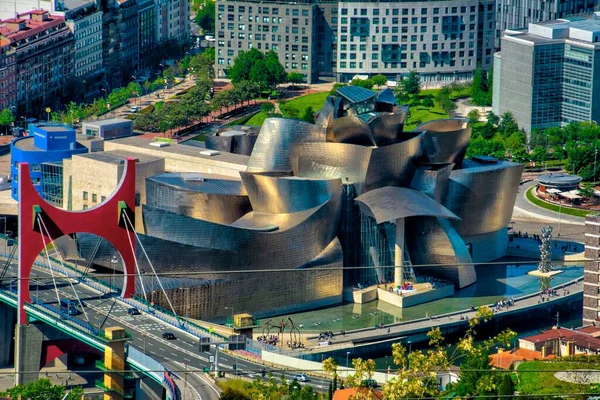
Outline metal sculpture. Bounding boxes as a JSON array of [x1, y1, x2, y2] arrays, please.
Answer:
[[538, 226, 554, 291], [17, 160, 137, 324]]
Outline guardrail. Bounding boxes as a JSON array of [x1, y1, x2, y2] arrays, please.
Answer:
[[163, 370, 179, 400]]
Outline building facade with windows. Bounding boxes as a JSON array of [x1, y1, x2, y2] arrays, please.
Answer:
[[495, 0, 597, 47], [492, 15, 600, 134], [0, 11, 75, 119], [0, 42, 16, 112], [215, 0, 496, 83], [156, 0, 190, 45], [10, 123, 88, 204], [215, 0, 318, 83], [54, 0, 104, 103]]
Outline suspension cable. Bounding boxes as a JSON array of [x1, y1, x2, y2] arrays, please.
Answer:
[[37, 215, 94, 329], [122, 210, 178, 318], [36, 216, 62, 311], [120, 210, 148, 304]]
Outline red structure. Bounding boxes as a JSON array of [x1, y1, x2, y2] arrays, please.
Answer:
[[17, 159, 137, 325]]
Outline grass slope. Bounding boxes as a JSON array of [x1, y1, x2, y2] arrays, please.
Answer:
[[280, 91, 329, 118], [517, 360, 600, 395]]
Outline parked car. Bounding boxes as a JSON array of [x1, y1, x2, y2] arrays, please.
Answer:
[[294, 374, 309, 382], [162, 332, 176, 340], [129, 106, 140, 113], [361, 379, 378, 388], [127, 307, 140, 315]]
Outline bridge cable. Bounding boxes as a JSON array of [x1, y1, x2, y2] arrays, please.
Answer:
[[36, 216, 63, 311], [120, 210, 149, 305], [80, 235, 103, 283], [37, 215, 94, 330], [0, 241, 18, 285], [122, 210, 178, 320]]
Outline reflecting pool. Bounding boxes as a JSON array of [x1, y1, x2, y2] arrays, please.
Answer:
[[260, 263, 583, 332]]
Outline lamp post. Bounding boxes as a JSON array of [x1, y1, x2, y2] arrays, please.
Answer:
[[407, 340, 412, 368], [110, 255, 118, 291], [346, 351, 351, 369]]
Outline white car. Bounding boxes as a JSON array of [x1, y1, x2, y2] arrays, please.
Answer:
[[129, 106, 140, 113], [294, 374, 309, 382]]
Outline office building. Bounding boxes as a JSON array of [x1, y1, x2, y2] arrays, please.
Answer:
[[54, 0, 104, 103], [495, 0, 597, 47], [10, 123, 88, 205], [493, 15, 600, 134], [215, 0, 497, 83], [0, 11, 74, 118]]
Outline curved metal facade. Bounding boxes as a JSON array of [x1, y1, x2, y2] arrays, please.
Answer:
[[355, 186, 459, 223], [443, 160, 524, 236], [410, 164, 454, 202], [417, 118, 471, 166], [247, 118, 325, 173]]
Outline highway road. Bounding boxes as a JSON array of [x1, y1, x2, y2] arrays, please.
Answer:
[[2, 261, 331, 399]]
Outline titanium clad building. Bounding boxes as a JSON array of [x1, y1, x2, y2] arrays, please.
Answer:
[[215, 0, 497, 83], [493, 15, 600, 134]]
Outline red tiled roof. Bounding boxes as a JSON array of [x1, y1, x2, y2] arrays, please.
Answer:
[[489, 348, 555, 369], [3, 18, 25, 23], [577, 326, 600, 336], [0, 14, 64, 43], [521, 327, 600, 351], [520, 328, 574, 343]]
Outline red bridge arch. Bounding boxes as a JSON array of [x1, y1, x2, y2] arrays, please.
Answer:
[[17, 159, 137, 324]]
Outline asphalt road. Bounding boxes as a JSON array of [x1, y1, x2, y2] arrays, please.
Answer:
[[2, 261, 331, 399]]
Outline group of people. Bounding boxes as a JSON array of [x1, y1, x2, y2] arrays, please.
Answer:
[[538, 288, 566, 303], [285, 341, 305, 349], [493, 298, 515, 313], [318, 331, 335, 341], [555, 242, 579, 253], [257, 335, 279, 346]]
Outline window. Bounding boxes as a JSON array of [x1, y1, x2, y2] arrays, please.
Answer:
[[92, 193, 97, 203], [83, 205, 88, 210], [101, 196, 106, 202], [135, 193, 141, 207], [83, 191, 88, 201]]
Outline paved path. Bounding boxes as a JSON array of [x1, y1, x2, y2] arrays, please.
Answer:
[[512, 181, 584, 226], [305, 277, 582, 347]]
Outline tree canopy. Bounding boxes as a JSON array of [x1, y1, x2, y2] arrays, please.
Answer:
[[228, 49, 287, 90], [195, 0, 216, 33], [2, 378, 84, 400]]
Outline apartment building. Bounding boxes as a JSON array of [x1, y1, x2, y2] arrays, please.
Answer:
[[0, 41, 17, 112], [54, 0, 104, 102], [215, 0, 496, 84], [0, 11, 74, 118], [215, 0, 318, 82], [156, 0, 190, 44], [493, 14, 600, 134]]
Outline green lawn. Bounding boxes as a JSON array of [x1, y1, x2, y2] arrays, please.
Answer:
[[280, 91, 329, 118], [517, 360, 600, 395], [525, 186, 595, 218], [244, 111, 269, 126]]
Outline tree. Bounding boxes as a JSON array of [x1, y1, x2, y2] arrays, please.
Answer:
[[486, 111, 500, 127], [435, 86, 451, 104], [261, 102, 275, 114], [504, 131, 527, 156], [302, 106, 315, 124], [580, 182, 595, 201], [467, 109, 480, 125], [220, 387, 252, 400], [3, 378, 84, 400], [372, 74, 388, 88], [499, 112, 519, 136], [233, 80, 260, 105], [330, 83, 348, 96], [440, 98, 456, 115], [497, 374, 515, 399], [195, 0, 215, 33], [531, 146, 548, 163], [287, 72, 305, 84], [421, 95, 434, 110], [351, 78, 374, 89], [229, 49, 286, 89], [190, 51, 216, 81], [402, 70, 421, 99]]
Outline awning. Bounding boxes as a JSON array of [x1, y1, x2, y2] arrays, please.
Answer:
[[546, 188, 562, 194], [560, 190, 581, 200]]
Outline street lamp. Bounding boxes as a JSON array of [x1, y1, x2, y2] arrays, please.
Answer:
[[346, 351, 351, 369], [110, 255, 118, 291], [407, 340, 412, 368]]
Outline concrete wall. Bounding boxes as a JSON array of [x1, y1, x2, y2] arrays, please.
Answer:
[[0, 303, 15, 367], [377, 285, 454, 308], [14, 324, 44, 385], [343, 287, 378, 304]]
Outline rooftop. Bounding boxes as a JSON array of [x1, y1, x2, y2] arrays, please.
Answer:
[[537, 173, 582, 186], [105, 136, 249, 167], [336, 85, 377, 104], [0, 12, 66, 43], [148, 172, 246, 195], [83, 118, 132, 128], [75, 150, 161, 165], [521, 327, 600, 351]]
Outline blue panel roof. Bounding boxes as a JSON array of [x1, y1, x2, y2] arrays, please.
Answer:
[[336, 85, 377, 104]]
